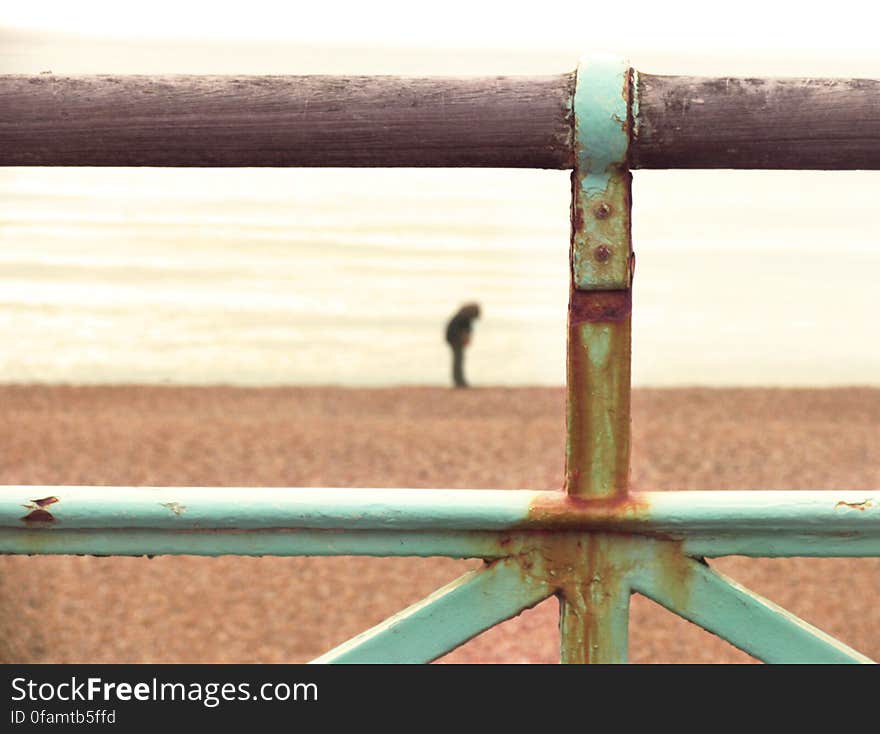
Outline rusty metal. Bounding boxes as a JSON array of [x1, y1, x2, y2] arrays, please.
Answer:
[[20, 495, 60, 524], [565, 290, 632, 500], [564, 57, 634, 504]]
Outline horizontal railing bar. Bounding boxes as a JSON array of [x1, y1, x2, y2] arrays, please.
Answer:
[[4, 487, 880, 533], [0, 528, 510, 559], [2, 527, 879, 559], [0, 74, 574, 169], [681, 534, 880, 558], [3, 72, 880, 169], [634, 75, 880, 170]]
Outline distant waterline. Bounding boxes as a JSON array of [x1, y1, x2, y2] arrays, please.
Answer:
[[1, 167, 879, 387]]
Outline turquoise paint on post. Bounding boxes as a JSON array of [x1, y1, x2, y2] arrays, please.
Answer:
[[573, 319, 631, 498], [575, 56, 629, 175], [572, 56, 631, 291], [566, 55, 633, 506], [586, 323, 612, 366], [312, 558, 553, 663]]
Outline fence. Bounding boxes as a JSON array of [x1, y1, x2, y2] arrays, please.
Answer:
[[1, 55, 879, 663]]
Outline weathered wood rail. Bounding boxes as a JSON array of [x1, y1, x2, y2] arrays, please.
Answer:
[[1, 73, 879, 169]]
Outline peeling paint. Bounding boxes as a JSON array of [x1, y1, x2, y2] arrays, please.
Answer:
[[20, 508, 56, 523], [836, 500, 873, 512], [20, 496, 60, 524], [161, 502, 187, 516]]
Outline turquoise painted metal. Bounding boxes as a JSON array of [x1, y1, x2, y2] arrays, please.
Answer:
[[565, 56, 634, 502], [312, 558, 553, 664], [558, 56, 635, 659], [1, 54, 878, 664], [628, 537, 871, 663], [571, 55, 632, 291], [6, 487, 880, 541]]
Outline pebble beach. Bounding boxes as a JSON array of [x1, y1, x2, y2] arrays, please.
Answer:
[[1, 384, 878, 663]]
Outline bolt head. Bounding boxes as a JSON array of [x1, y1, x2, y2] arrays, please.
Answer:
[[594, 203, 611, 219]]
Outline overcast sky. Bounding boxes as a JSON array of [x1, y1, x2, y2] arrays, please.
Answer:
[[4, 0, 880, 69], [4, 1, 880, 388]]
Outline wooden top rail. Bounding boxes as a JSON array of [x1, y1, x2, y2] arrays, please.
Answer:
[[2, 72, 879, 169]]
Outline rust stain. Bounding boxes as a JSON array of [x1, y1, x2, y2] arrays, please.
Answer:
[[565, 289, 632, 499], [20, 509, 56, 524], [502, 529, 697, 663], [550, 533, 631, 663], [571, 171, 633, 290], [521, 491, 650, 530], [565, 534, 614, 664], [836, 499, 873, 511], [571, 199, 584, 233], [593, 245, 612, 263], [560, 535, 694, 663], [569, 289, 631, 324], [31, 496, 59, 508], [594, 202, 612, 219], [507, 531, 586, 594]]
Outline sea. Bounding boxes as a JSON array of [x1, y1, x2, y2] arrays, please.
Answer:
[[2, 31, 879, 387]]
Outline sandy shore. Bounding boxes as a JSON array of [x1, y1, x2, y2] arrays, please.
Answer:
[[1, 385, 879, 663]]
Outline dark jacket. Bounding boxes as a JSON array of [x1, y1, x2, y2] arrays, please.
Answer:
[[445, 304, 480, 346]]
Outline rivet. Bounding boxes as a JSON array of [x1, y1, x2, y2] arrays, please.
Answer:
[[594, 203, 611, 219], [594, 245, 612, 262]]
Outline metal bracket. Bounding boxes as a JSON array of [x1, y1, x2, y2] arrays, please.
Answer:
[[571, 56, 633, 290]]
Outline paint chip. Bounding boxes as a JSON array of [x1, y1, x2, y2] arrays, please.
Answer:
[[20, 497, 60, 523], [835, 500, 873, 512], [161, 502, 187, 516], [21, 509, 56, 523]]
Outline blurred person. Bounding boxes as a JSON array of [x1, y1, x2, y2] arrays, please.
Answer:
[[445, 303, 481, 388]]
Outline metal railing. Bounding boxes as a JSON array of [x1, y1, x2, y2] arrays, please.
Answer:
[[2, 55, 879, 663]]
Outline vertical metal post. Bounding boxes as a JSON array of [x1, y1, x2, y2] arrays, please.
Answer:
[[560, 56, 634, 663], [558, 535, 632, 664], [565, 56, 634, 501]]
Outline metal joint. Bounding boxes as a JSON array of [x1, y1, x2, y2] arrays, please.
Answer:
[[571, 56, 633, 291]]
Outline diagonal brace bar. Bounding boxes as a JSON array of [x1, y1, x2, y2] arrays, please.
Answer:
[[311, 556, 553, 664], [632, 553, 873, 664]]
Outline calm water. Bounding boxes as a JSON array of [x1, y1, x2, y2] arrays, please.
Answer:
[[2, 166, 880, 387], [2, 31, 880, 386]]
